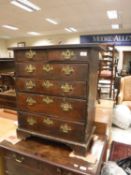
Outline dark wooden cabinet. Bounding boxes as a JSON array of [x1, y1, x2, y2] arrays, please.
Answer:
[[12, 44, 101, 155], [0, 136, 107, 175]]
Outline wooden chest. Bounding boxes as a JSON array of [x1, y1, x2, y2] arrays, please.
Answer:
[[0, 136, 107, 175], [12, 44, 100, 155]]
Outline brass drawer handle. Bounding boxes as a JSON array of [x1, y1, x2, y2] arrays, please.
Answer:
[[42, 80, 53, 88], [25, 64, 36, 73], [26, 97, 36, 105], [43, 117, 54, 125], [42, 96, 54, 104], [25, 50, 36, 59], [25, 80, 36, 89], [60, 124, 72, 133], [60, 102, 72, 111], [15, 157, 24, 163], [43, 64, 53, 72], [62, 50, 75, 60], [12, 154, 24, 163], [61, 83, 73, 93], [57, 168, 62, 175], [62, 66, 74, 75], [27, 117, 36, 125], [65, 173, 73, 175]]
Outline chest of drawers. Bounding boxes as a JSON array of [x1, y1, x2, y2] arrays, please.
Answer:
[[12, 44, 101, 155], [0, 136, 107, 175]]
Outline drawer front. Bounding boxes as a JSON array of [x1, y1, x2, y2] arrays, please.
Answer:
[[14, 48, 89, 62], [17, 93, 86, 122], [18, 112, 85, 142], [47, 49, 89, 61], [15, 63, 88, 81], [4, 151, 81, 175], [4, 150, 39, 169], [16, 78, 87, 98], [15, 49, 48, 62], [4, 157, 60, 175]]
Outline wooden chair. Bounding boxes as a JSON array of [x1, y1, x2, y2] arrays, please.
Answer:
[[97, 44, 118, 101]]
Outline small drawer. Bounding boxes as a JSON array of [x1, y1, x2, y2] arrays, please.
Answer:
[[15, 63, 89, 81], [4, 160, 42, 175], [4, 150, 39, 169], [47, 49, 89, 61], [18, 111, 85, 142], [16, 78, 87, 98], [17, 92, 86, 123], [14, 49, 48, 62]]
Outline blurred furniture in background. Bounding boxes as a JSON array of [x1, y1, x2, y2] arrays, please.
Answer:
[[0, 58, 15, 92], [1, 72, 15, 91], [97, 44, 119, 102], [118, 75, 131, 109], [0, 58, 16, 111], [0, 89, 16, 110]]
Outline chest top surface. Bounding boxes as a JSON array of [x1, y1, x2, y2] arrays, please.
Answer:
[[0, 136, 106, 175]]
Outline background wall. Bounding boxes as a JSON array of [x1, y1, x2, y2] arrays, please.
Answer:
[[0, 33, 79, 58], [0, 39, 8, 57]]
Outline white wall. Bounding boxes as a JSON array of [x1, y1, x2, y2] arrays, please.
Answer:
[[0, 39, 9, 58], [2, 34, 79, 58], [6, 33, 80, 47]]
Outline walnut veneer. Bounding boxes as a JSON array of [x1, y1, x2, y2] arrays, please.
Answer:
[[11, 44, 101, 155]]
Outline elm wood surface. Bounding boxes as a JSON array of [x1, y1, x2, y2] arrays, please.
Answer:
[[0, 136, 107, 175], [12, 44, 102, 155], [0, 58, 15, 90]]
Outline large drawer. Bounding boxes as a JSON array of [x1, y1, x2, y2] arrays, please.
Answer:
[[18, 111, 85, 142], [17, 93, 87, 123], [15, 63, 89, 81], [3, 149, 83, 175], [16, 78, 87, 98], [14, 48, 89, 62], [4, 152, 79, 175]]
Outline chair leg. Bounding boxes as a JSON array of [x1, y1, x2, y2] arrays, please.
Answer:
[[97, 87, 101, 104]]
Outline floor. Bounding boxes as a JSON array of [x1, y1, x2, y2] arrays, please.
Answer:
[[0, 109, 18, 143]]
